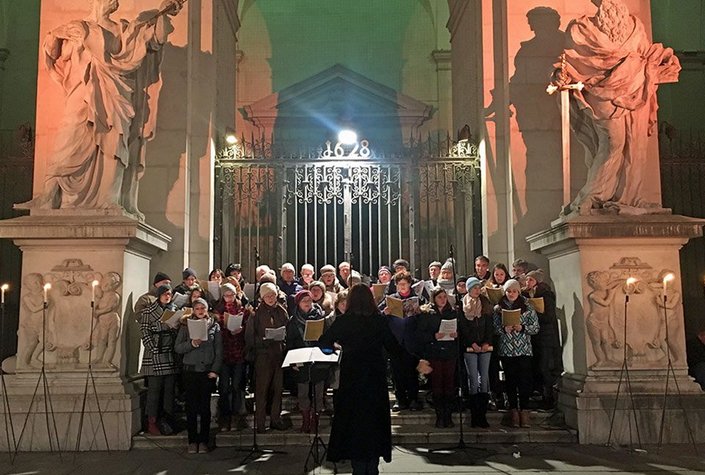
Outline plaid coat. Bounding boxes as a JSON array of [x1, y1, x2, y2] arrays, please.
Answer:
[[139, 300, 179, 376]]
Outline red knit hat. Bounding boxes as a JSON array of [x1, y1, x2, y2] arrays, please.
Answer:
[[294, 290, 313, 307]]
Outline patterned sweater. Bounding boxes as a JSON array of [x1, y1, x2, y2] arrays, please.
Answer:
[[493, 296, 539, 357]]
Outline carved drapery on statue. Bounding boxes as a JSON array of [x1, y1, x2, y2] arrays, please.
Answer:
[[18, 259, 122, 370], [585, 257, 685, 369], [17, 1, 182, 219], [558, 0, 680, 215]]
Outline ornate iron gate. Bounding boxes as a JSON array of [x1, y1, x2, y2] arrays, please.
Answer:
[[215, 138, 481, 280]]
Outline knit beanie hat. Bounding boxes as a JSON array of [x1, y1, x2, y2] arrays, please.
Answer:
[[294, 290, 313, 307], [309, 280, 326, 294], [503, 279, 521, 293], [281, 262, 295, 273], [441, 260, 454, 271], [378, 266, 392, 276], [192, 297, 208, 309], [221, 283, 237, 295], [259, 272, 276, 284], [259, 282, 278, 299], [320, 264, 336, 276], [526, 269, 544, 283], [156, 284, 172, 298], [428, 261, 442, 270], [153, 272, 171, 286], [465, 277, 483, 290], [182, 267, 197, 280], [393, 259, 410, 269]]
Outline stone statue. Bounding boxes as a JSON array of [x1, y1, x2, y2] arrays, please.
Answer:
[[18, 273, 54, 368], [91, 272, 122, 368], [585, 270, 620, 367], [555, 0, 681, 215], [17, 0, 183, 219]]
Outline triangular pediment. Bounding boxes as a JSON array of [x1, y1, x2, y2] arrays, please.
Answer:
[[241, 64, 434, 127]]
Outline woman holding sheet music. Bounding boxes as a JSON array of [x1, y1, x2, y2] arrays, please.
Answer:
[[286, 290, 328, 432], [319, 284, 431, 475], [459, 277, 494, 428], [416, 286, 459, 428], [175, 298, 223, 453], [244, 282, 289, 432], [139, 284, 179, 437], [493, 279, 539, 428], [214, 283, 251, 432], [379, 271, 425, 412]]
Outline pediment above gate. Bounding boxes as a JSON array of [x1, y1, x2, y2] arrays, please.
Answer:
[[240, 64, 434, 129]]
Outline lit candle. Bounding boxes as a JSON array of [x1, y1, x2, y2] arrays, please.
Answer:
[[663, 273, 675, 299], [43, 283, 51, 304], [0, 284, 8, 304], [91, 280, 99, 303], [626, 277, 637, 294]]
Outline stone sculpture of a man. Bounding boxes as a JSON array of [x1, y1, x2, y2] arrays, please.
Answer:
[[555, 0, 680, 215], [18, 0, 183, 219]]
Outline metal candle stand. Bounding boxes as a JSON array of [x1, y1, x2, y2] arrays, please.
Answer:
[[0, 285, 17, 461]]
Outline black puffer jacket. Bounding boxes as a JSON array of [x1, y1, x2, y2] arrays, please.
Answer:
[[415, 303, 459, 361]]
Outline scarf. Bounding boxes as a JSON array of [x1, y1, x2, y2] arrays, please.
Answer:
[[462, 293, 482, 320]]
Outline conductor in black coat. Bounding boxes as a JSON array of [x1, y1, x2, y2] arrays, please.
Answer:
[[319, 284, 431, 475]]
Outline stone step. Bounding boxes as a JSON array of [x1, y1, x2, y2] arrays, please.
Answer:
[[131, 409, 575, 448]]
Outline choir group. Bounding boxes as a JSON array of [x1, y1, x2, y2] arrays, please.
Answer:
[[135, 256, 563, 454]]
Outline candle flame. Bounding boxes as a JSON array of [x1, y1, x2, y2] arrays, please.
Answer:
[[0, 284, 8, 291], [43, 283, 51, 290], [626, 277, 637, 286], [663, 273, 675, 284], [92, 280, 100, 287]]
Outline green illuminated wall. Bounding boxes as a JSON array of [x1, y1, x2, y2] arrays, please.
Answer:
[[651, 0, 705, 133], [0, 0, 40, 135]]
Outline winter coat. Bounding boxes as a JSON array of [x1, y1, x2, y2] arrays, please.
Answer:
[[139, 300, 179, 376], [416, 303, 459, 361], [378, 291, 425, 353], [278, 278, 303, 314], [214, 301, 251, 365], [319, 311, 418, 464], [523, 282, 561, 348], [493, 296, 539, 357], [174, 316, 224, 374], [244, 301, 289, 361], [458, 293, 494, 349]]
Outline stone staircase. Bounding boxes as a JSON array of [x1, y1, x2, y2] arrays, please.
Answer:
[[132, 398, 577, 449]]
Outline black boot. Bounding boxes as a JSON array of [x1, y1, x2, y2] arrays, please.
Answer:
[[443, 396, 455, 428], [477, 393, 490, 428], [434, 398, 444, 428], [469, 394, 479, 428]]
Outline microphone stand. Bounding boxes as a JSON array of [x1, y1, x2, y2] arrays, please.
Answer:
[[0, 289, 17, 461], [303, 362, 327, 472]]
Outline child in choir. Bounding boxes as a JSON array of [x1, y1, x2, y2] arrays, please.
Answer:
[[209, 268, 224, 284], [455, 275, 468, 305], [494, 279, 539, 428], [487, 263, 510, 288], [139, 284, 179, 436], [380, 271, 424, 411], [523, 269, 562, 409], [286, 290, 328, 432], [214, 283, 251, 431], [175, 298, 223, 453], [245, 282, 289, 432], [459, 277, 494, 428], [486, 263, 510, 408], [417, 286, 459, 428]]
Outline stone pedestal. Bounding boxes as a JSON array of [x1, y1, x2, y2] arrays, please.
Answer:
[[528, 215, 705, 444], [0, 213, 170, 451]]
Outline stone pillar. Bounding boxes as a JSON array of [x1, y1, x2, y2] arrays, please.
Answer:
[[431, 49, 453, 137], [0, 213, 169, 450], [528, 215, 705, 444]]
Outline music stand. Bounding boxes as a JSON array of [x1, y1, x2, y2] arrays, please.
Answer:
[[0, 284, 17, 461], [606, 279, 642, 450], [15, 287, 61, 458], [74, 282, 110, 455]]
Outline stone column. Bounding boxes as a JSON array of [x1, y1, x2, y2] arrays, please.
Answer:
[[528, 215, 705, 444]]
